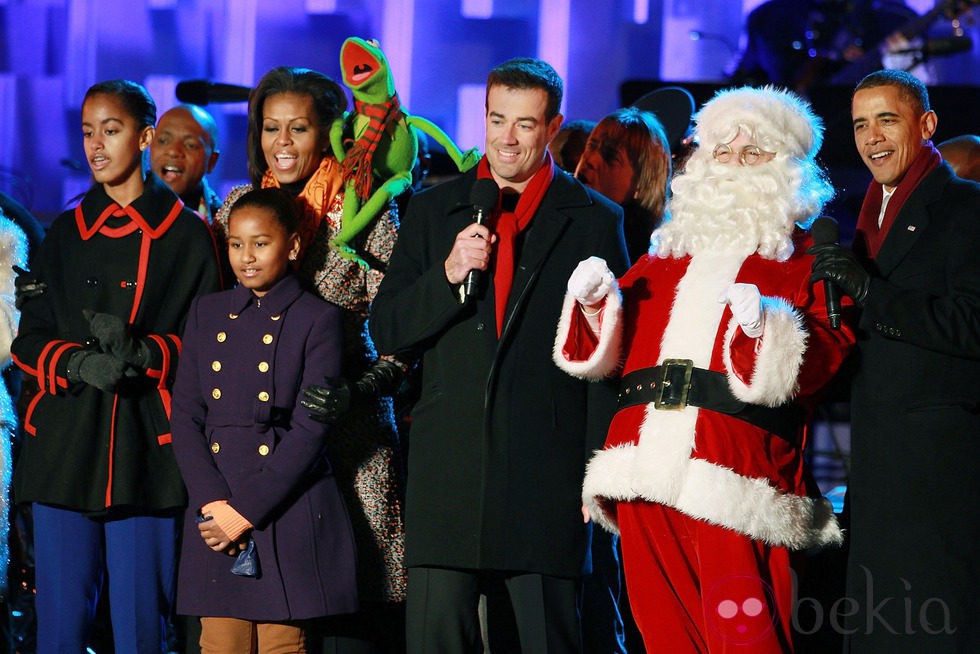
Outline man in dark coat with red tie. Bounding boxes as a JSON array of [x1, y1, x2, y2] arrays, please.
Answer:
[[369, 57, 630, 653]]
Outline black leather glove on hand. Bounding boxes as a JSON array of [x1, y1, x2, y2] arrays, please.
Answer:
[[301, 358, 405, 424], [13, 265, 46, 310], [302, 377, 351, 424], [83, 310, 150, 368], [808, 243, 871, 306], [66, 350, 127, 392]]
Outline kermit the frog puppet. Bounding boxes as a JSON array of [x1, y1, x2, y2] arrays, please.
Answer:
[[330, 37, 481, 266]]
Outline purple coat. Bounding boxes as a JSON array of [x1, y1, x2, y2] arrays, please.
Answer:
[[171, 274, 357, 621]]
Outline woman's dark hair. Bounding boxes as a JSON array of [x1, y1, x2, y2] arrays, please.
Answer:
[[246, 67, 347, 186], [83, 79, 156, 129], [228, 187, 300, 235]]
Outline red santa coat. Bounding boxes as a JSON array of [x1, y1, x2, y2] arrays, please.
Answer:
[[555, 230, 853, 549]]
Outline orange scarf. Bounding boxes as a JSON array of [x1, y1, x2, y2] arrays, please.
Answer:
[[262, 158, 343, 259], [477, 154, 555, 337]]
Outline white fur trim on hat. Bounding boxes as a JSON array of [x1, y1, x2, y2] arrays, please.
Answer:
[[694, 86, 824, 161]]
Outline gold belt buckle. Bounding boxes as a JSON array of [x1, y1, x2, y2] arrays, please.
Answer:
[[654, 359, 694, 410]]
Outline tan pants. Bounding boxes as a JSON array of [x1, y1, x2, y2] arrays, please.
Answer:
[[200, 617, 307, 654]]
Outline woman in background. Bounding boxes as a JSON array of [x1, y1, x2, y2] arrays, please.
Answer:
[[575, 107, 672, 261]]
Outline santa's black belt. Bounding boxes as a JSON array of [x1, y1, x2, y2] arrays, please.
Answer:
[[617, 360, 803, 444]]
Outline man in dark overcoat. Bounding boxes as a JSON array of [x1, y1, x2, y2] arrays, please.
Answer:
[[811, 69, 980, 652], [369, 57, 630, 653]]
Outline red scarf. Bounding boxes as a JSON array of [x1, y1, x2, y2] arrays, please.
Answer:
[[340, 93, 404, 201], [855, 141, 941, 259], [477, 153, 555, 337]]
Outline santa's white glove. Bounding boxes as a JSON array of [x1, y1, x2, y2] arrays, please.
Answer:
[[719, 283, 764, 338], [567, 257, 616, 307]]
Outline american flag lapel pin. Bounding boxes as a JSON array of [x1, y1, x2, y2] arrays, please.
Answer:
[[907, 225, 916, 232]]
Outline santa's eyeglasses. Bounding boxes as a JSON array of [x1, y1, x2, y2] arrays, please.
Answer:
[[711, 143, 775, 166]]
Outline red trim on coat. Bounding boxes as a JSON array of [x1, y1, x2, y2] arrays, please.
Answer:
[[33, 341, 60, 391], [131, 199, 183, 239], [76, 203, 118, 240], [146, 334, 174, 446], [11, 352, 37, 383], [76, 196, 183, 241], [23, 391, 41, 436], [47, 343, 75, 394], [16, 342, 76, 436], [105, 394, 120, 507], [128, 233, 152, 324], [98, 221, 140, 238], [116, 200, 183, 239]]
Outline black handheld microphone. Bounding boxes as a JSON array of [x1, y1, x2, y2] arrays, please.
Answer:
[[811, 216, 841, 330], [464, 178, 500, 299], [175, 80, 252, 105]]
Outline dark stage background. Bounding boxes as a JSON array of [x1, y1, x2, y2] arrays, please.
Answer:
[[0, 1, 977, 652], [0, 0, 976, 227]]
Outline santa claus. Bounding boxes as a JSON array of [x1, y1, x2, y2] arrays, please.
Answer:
[[554, 86, 855, 652]]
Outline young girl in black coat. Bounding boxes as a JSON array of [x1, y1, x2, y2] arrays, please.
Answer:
[[11, 79, 222, 651]]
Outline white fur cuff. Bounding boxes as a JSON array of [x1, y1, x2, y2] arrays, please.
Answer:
[[723, 296, 806, 407], [553, 288, 623, 380]]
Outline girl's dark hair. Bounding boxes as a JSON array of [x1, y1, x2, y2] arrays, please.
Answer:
[[246, 67, 348, 186], [83, 79, 156, 129], [228, 187, 300, 235]]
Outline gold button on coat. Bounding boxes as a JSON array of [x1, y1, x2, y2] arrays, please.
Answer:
[[258, 391, 270, 402], [258, 362, 270, 372], [212, 388, 221, 399], [210, 442, 220, 453], [271, 314, 281, 321], [216, 332, 227, 342], [262, 334, 273, 344], [229, 313, 238, 319], [258, 444, 270, 456], [211, 361, 221, 371]]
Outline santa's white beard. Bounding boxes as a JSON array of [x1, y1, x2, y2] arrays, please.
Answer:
[[654, 155, 820, 261]]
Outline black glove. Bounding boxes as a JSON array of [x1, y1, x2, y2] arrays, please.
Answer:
[[808, 242, 871, 306], [66, 350, 127, 392], [83, 309, 150, 367], [13, 265, 46, 310], [301, 358, 404, 424]]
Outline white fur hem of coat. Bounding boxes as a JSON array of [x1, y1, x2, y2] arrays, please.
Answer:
[[583, 443, 843, 550], [723, 296, 807, 407], [552, 288, 622, 380]]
